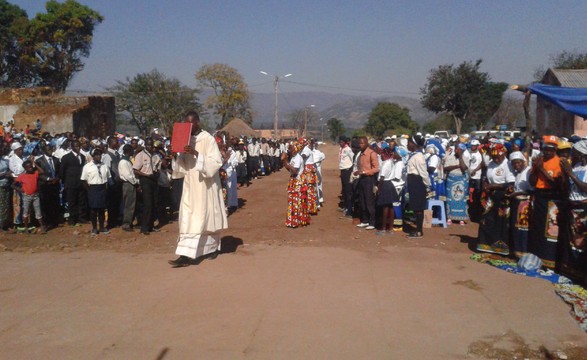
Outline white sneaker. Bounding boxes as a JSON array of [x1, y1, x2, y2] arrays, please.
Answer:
[[365, 225, 375, 230], [356, 223, 369, 228]]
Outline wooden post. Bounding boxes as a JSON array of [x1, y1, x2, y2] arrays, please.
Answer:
[[511, 85, 533, 137]]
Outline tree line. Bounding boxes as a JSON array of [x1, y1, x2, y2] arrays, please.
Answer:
[[0, 0, 103, 92]]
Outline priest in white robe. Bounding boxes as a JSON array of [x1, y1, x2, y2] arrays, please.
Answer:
[[169, 111, 228, 268]]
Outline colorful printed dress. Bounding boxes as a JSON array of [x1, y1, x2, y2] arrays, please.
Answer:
[[477, 158, 515, 255], [286, 153, 309, 228]]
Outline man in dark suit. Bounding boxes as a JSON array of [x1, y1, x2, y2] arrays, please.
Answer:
[[104, 136, 122, 228], [35, 144, 61, 229], [59, 140, 88, 226]]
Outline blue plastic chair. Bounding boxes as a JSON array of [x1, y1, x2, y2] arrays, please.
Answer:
[[427, 199, 447, 228]]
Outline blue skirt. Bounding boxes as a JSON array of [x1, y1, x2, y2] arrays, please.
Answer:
[[88, 184, 107, 209]]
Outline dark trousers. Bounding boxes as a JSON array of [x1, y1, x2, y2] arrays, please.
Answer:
[[358, 175, 376, 226], [90, 209, 105, 230], [39, 183, 60, 227], [106, 181, 122, 228], [157, 186, 171, 225], [262, 155, 271, 175], [121, 182, 136, 227], [249, 156, 259, 177], [66, 187, 87, 225], [468, 179, 482, 222], [139, 176, 156, 232], [340, 168, 353, 212]]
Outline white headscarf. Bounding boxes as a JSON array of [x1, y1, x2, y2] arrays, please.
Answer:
[[509, 151, 525, 162], [573, 140, 587, 156]]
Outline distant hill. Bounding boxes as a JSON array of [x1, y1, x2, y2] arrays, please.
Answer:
[[249, 91, 435, 130]]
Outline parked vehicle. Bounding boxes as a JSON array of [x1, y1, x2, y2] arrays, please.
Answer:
[[433, 130, 450, 138]]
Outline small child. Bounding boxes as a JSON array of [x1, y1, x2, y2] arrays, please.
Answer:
[[12, 160, 46, 233]]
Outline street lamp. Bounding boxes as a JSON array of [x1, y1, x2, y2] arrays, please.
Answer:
[[260, 71, 292, 139], [303, 104, 315, 138], [320, 118, 328, 142]]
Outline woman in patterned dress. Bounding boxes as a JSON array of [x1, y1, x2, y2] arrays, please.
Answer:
[[283, 142, 309, 228], [477, 143, 515, 255]]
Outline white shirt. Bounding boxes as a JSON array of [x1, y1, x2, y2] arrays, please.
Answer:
[[290, 153, 304, 179], [247, 143, 260, 157], [81, 161, 111, 185], [464, 150, 483, 180], [570, 164, 587, 201], [486, 160, 515, 184], [339, 145, 353, 170], [53, 147, 70, 160], [407, 152, 431, 187], [379, 159, 394, 181], [118, 157, 139, 185], [301, 146, 314, 165], [313, 149, 325, 171], [8, 154, 24, 177], [391, 159, 405, 190], [514, 166, 532, 193], [443, 151, 466, 176]]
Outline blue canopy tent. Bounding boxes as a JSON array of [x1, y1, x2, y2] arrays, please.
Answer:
[[527, 83, 587, 118]]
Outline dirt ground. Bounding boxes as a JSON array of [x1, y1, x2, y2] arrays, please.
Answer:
[[1, 144, 587, 359]]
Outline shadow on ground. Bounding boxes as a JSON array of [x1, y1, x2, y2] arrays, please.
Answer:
[[220, 235, 244, 254], [454, 234, 479, 253]]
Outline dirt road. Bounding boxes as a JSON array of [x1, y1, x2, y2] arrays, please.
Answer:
[[1, 144, 586, 359]]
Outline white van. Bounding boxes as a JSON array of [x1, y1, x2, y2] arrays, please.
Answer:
[[433, 131, 450, 138]]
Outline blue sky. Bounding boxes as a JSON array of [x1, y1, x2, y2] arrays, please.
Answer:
[[12, 0, 587, 98]]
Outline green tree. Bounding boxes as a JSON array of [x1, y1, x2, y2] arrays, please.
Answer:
[[364, 102, 418, 137], [327, 117, 345, 142], [422, 113, 454, 134], [420, 59, 507, 134], [0, 0, 29, 87], [18, 0, 103, 92], [534, 49, 587, 80], [109, 69, 201, 137], [195, 63, 252, 128]]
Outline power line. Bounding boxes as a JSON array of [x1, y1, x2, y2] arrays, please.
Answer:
[[282, 80, 420, 96]]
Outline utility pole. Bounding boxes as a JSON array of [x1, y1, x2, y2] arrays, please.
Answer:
[[273, 76, 278, 139], [303, 104, 315, 138], [260, 71, 292, 139]]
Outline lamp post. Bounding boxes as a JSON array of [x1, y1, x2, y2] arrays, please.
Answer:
[[303, 104, 315, 138], [320, 118, 327, 142], [260, 71, 292, 139]]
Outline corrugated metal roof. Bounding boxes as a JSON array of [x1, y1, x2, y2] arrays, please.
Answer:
[[550, 69, 587, 88]]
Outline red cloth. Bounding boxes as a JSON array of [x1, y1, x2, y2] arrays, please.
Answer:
[[16, 172, 39, 195]]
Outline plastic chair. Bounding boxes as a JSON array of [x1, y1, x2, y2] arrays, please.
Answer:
[[427, 199, 447, 228]]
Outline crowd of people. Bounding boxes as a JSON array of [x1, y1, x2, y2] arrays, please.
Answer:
[[4, 115, 587, 279], [339, 132, 587, 281], [0, 116, 299, 239]]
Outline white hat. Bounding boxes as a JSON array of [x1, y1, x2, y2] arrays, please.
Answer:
[[10, 142, 23, 151], [384, 136, 392, 141], [391, 135, 397, 140], [471, 139, 480, 146], [509, 151, 525, 162]]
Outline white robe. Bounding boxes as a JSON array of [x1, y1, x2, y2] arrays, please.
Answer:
[[175, 131, 228, 259], [223, 149, 239, 208]]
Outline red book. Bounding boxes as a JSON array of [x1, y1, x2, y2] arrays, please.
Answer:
[[171, 122, 192, 153]]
